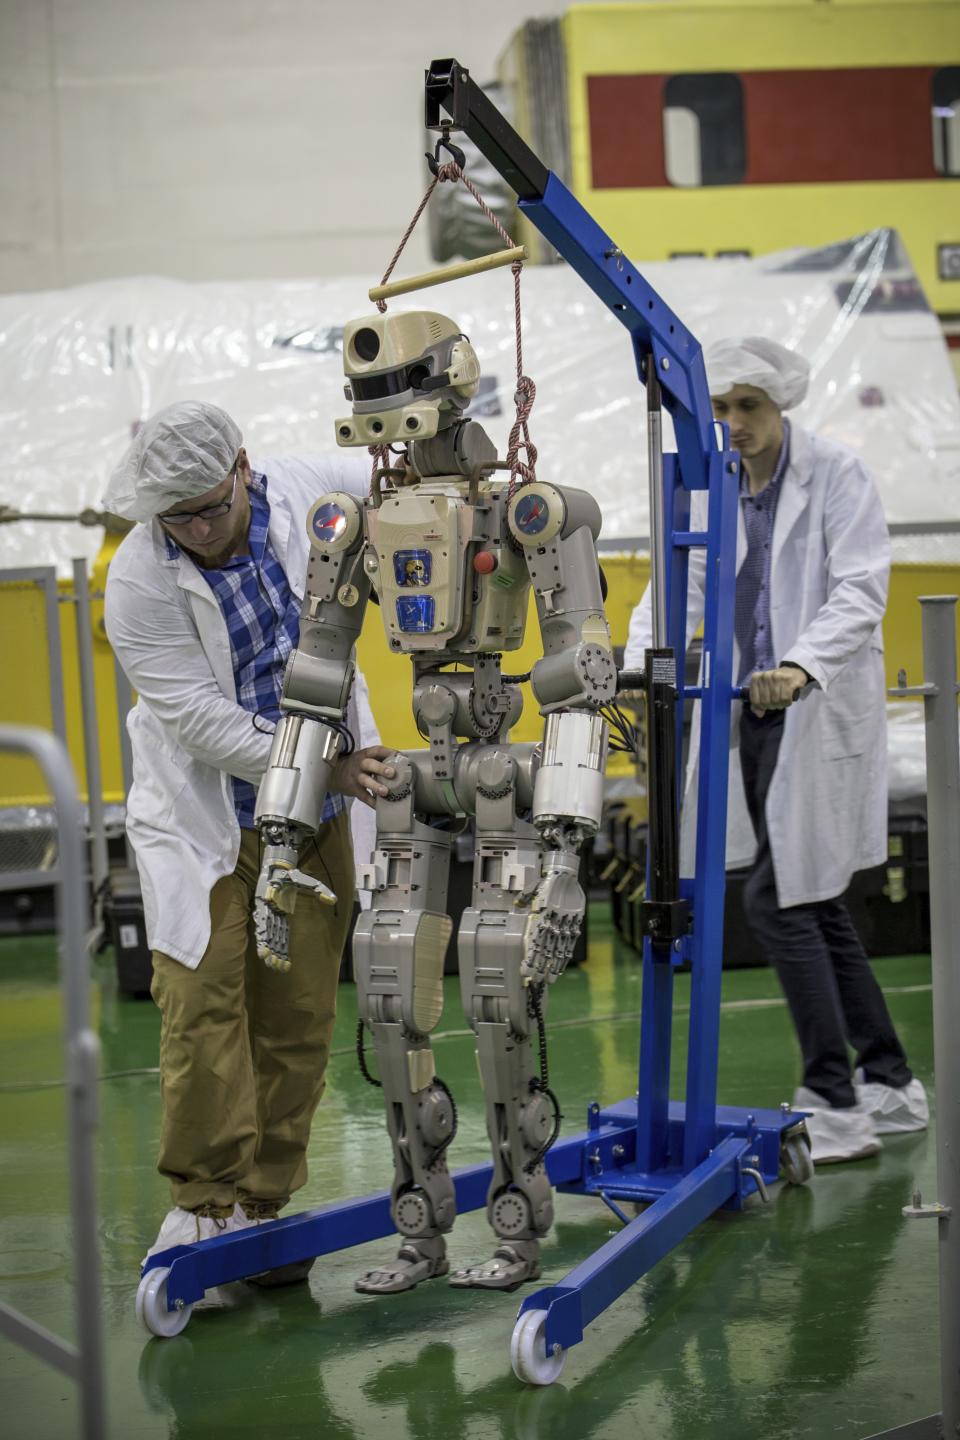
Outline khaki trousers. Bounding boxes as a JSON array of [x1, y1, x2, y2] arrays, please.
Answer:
[[150, 813, 354, 1211]]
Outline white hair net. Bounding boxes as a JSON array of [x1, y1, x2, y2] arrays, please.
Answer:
[[103, 400, 243, 522], [705, 336, 811, 411]]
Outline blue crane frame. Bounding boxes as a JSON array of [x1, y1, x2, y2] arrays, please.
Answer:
[[141, 59, 807, 1356]]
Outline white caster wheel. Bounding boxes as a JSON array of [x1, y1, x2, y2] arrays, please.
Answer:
[[510, 1308, 567, 1386], [781, 1131, 815, 1186], [136, 1267, 193, 1338]]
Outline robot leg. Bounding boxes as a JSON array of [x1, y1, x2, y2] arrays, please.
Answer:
[[353, 760, 457, 1293], [451, 767, 560, 1290]]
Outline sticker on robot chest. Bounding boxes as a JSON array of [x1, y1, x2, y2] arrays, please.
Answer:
[[393, 549, 432, 586]]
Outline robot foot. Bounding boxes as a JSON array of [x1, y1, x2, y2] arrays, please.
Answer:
[[354, 1237, 449, 1295], [448, 1241, 541, 1292]]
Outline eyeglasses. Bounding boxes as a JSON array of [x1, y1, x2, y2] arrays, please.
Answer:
[[160, 468, 239, 527]]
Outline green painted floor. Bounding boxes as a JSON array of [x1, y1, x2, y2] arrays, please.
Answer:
[[0, 907, 939, 1440]]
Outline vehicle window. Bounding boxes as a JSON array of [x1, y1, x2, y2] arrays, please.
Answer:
[[663, 74, 746, 187], [932, 67, 960, 176]]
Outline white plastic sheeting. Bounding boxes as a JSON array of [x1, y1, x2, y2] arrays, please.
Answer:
[[0, 228, 958, 576], [887, 702, 933, 803]]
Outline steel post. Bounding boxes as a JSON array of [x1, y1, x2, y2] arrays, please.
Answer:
[[0, 726, 106, 1440], [112, 651, 137, 871], [71, 558, 109, 898], [42, 569, 68, 746], [920, 596, 960, 1440], [645, 353, 667, 648]]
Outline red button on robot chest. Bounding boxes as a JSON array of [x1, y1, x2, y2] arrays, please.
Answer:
[[473, 551, 497, 574]]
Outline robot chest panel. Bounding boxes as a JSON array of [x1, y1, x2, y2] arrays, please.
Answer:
[[366, 490, 468, 652], [364, 488, 530, 654]]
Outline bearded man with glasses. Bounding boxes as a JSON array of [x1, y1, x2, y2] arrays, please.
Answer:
[[104, 400, 396, 1284]]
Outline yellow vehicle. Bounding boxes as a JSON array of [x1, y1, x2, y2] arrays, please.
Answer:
[[497, 1, 960, 365]]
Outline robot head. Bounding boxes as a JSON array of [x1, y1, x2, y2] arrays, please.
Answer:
[[334, 311, 481, 447]]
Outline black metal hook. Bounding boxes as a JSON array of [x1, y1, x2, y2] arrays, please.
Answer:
[[425, 126, 466, 177]]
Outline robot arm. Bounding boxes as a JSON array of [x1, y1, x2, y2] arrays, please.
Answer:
[[506, 483, 617, 983], [254, 491, 371, 970]]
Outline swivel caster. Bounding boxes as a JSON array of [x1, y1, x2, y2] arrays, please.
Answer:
[[780, 1127, 815, 1186], [136, 1267, 193, 1338], [510, 1308, 567, 1386]]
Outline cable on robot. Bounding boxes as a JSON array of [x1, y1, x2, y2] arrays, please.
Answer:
[[601, 700, 640, 756], [356, 1019, 382, 1088], [524, 983, 563, 1173], [252, 712, 357, 760], [429, 1075, 459, 1159], [476, 780, 514, 802]]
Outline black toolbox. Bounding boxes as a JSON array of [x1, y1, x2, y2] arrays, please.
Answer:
[[102, 867, 154, 998]]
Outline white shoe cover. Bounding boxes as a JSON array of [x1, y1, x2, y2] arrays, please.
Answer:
[[143, 1206, 236, 1267], [792, 1086, 883, 1165], [855, 1076, 929, 1134]]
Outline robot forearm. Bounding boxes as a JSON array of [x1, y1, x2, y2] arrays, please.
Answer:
[[255, 711, 342, 842], [520, 711, 608, 985], [532, 710, 607, 851], [254, 713, 342, 971], [253, 486, 371, 972]]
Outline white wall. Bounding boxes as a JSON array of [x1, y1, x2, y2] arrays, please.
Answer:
[[0, 0, 612, 293]]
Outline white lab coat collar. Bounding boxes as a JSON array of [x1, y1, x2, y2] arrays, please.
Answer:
[[734, 422, 815, 578], [770, 422, 815, 573], [155, 479, 307, 692]]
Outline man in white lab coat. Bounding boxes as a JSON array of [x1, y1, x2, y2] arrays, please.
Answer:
[[625, 338, 927, 1164], [104, 401, 394, 1272]]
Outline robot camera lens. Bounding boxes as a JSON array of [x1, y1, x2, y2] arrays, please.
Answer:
[[405, 417, 420, 431], [407, 363, 430, 390], [353, 327, 381, 362], [338, 424, 353, 439], [370, 420, 384, 434]]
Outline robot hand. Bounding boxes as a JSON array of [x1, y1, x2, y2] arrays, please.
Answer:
[[254, 838, 336, 972], [520, 850, 585, 985]]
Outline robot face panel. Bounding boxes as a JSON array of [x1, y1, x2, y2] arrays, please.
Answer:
[[334, 311, 481, 448]]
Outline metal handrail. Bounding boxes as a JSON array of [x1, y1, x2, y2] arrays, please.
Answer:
[[0, 726, 107, 1440]]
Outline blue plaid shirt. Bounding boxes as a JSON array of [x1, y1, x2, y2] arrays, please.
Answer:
[[734, 420, 791, 687], [168, 474, 343, 830]]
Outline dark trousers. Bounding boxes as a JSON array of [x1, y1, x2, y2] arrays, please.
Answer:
[[738, 707, 912, 1108]]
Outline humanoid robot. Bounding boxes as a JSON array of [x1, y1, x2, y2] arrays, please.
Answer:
[[253, 310, 617, 1292]]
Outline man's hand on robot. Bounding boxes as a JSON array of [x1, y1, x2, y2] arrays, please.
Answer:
[[520, 858, 585, 985], [254, 855, 336, 972], [330, 746, 398, 807]]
